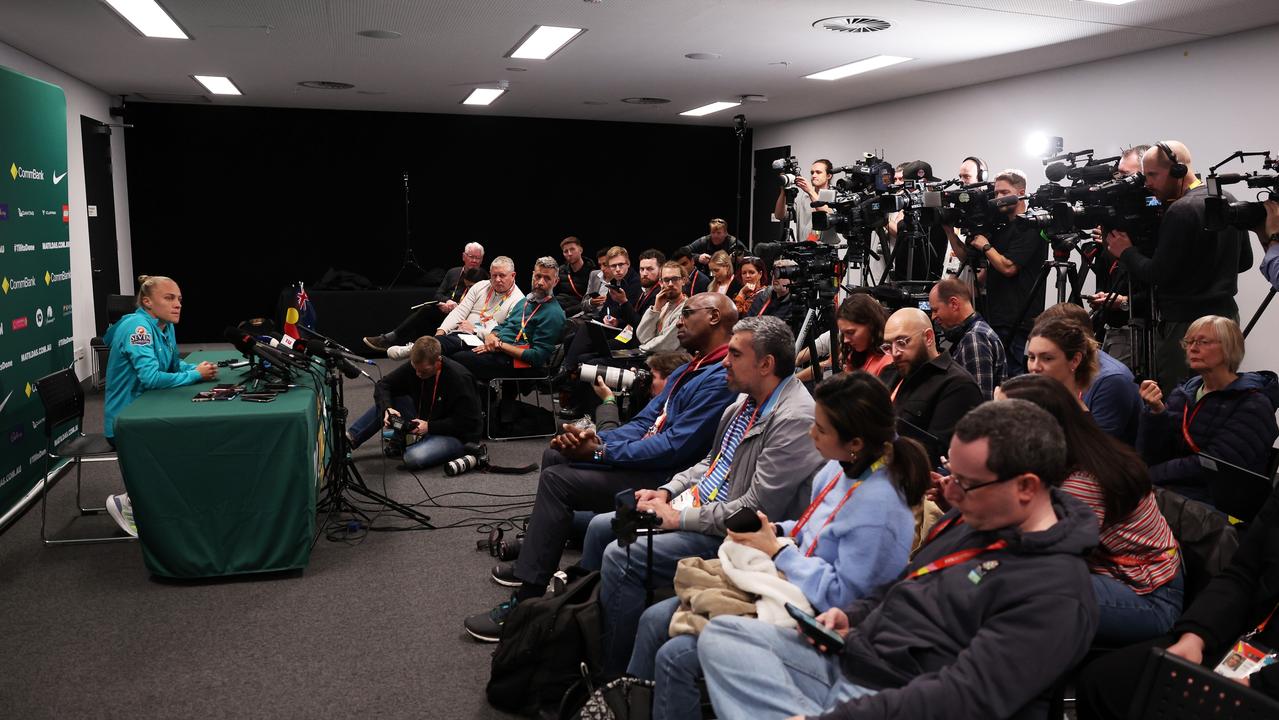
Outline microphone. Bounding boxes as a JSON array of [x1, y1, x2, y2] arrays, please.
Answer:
[[259, 335, 314, 369], [1044, 162, 1070, 183], [993, 194, 1021, 209], [275, 334, 369, 379], [771, 158, 789, 171], [224, 327, 296, 371]]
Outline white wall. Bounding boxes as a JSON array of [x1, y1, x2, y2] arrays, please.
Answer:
[[756, 23, 1279, 374], [0, 40, 132, 381]]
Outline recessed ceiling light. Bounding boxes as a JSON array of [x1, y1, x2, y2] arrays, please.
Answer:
[[103, 0, 188, 39], [357, 30, 402, 39], [506, 67, 528, 72], [192, 75, 241, 95], [679, 101, 741, 117], [1081, 0, 1138, 4], [297, 81, 355, 90], [506, 25, 585, 60], [463, 88, 506, 106], [804, 55, 912, 81], [685, 53, 721, 60]]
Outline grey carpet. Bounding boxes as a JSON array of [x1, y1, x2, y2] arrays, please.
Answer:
[[0, 347, 575, 719]]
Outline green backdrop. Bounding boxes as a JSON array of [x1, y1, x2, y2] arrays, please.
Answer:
[[0, 64, 74, 522]]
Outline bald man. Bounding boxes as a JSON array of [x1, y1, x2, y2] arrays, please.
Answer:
[[1105, 140, 1252, 393], [878, 308, 983, 463]]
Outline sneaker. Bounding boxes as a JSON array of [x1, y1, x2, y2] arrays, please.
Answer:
[[491, 561, 521, 587], [548, 569, 569, 595], [362, 334, 393, 352], [386, 343, 412, 360], [105, 493, 138, 538], [464, 594, 518, 643]]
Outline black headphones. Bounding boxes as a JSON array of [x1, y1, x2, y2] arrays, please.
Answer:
[[1157, 142, 1188, 179], [476, 525, 523, 562], [962, 156, 988, 183]]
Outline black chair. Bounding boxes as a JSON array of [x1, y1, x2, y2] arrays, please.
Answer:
[[34, 367, 133, 545], [89, 293, 136, 389], [1129, 647, 1279, 719]]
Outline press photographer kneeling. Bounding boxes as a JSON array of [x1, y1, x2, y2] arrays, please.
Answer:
[[347, 336, 482, 470]]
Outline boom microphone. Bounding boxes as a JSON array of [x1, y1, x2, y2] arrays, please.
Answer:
[[224, 327, 296, 371], [1044, 162, 1070, 183]]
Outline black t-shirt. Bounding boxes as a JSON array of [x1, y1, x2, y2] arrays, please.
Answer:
[[983, 219, 1047, 334]]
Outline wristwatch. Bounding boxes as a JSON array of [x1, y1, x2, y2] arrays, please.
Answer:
[[981, 244, 995, 254]]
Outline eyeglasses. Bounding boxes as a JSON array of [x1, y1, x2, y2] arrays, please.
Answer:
[[879, 330, 926, 355], [942, 472, 1020, 497], [659, 276, 683, 284], [1179, 338, 1220, 349], [607, 262, 629, 270], [680, 306, 713, 319]]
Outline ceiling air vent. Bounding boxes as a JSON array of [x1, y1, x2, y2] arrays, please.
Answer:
[[297, 81, 355, 90], [812, 16, 892, 34], [621, 97, 670, 105]]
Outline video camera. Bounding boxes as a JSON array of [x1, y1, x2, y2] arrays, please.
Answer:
[[811, 153, 901, 241], [1203, 150, 1278, 232], [611, 488, 660, 548], [1023, 147, 1161, 237], [774, 242, 842, 305], [772, 156, 803, 188], [922, 181, 1014, 235]]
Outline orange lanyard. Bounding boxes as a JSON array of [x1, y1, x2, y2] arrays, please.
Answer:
[[1249, 603, 1279, 639], [923, 514, 964, 546], [755, 295, 772, 317], [418, 369, 442, 420], [1181, 401, 1205, 454], [478, 287, 507, 322], [635, 285, 657, 310], [906, 539, 1007, 579], [647, 345, 729, 436], [697, 402, 764, 494], [790, 458, 887, 557], [567, 274, 582, 298], [891, 378, 904, 402], [515, 300, 543, 344]]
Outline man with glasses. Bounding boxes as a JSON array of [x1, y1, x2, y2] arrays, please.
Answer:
[[363, 242, 488, 351], [582, 246, 641, 323], [464, 293, 740, 642], [878, 308, 983, 463], [698, 400, 1100, 720], [748, 258, 801, 333]]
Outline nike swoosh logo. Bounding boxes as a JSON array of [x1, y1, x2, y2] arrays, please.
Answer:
[[0, 391, 12, 416], [53, 171, 67, 184]]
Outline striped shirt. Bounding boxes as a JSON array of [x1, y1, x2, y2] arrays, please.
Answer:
[[1061, 471, 1179, 594]]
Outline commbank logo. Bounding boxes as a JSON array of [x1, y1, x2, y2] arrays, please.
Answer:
[[45, 270, 70, 285], [2, 277, 37, 294], [10, 164, 45, 181]]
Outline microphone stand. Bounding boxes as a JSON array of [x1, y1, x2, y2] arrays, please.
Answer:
[[387, 171, 425, 289]]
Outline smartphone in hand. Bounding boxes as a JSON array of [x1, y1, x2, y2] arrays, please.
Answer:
[[725, 506, 763, 533], [785, 602, 846, 654]]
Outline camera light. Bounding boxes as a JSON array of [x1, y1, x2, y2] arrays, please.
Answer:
[[680, 101, 742, 117], [804, 55, 912, 81], [1025, 132, 1064, 158]]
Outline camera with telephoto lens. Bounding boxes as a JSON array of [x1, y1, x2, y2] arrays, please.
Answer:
[[772, 156, 803, 188], [611, 488, 661, 548], [445, 442, 489, 477], [1203, 151, 1278, 232], [577, 363, 652, 394], [383, 413, 410, 456]]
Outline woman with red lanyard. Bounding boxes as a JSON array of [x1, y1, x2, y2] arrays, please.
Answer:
[[732, 256, 765, 316], [998, 373, 1181, 646], [1135, 315, 1278, 518], [626, 371, 930, 720]]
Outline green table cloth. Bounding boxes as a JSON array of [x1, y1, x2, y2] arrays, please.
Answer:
[[114, 350, 326, 578]]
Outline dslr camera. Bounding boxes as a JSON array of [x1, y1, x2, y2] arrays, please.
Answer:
[[611, 488, 661, 548], [772, 156, 803, 188], [577, 363, 652, 394], [384, 413, 410, 457], [445, 442, 489, 477]]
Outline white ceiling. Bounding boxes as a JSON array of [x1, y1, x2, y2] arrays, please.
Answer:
[[2, 0, 1277, 127]]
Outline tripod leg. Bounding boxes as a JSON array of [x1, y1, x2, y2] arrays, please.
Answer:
[[1243, 287, 1277, 338]]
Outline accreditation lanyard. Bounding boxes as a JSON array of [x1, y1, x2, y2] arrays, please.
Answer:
[[646, 344, 730, 437], [635, 285, 657, 311], [755, 295, 772, 317], [566, 274, 582, 298], [478, 287, 507, 322], [791, 458, 887, 558], [1182, 401, 1206, 454], [906, 539, 1008, 580], [514, 300, 543, 344], [418, 369, 442, 420], [693, 376, 791, 505], [891, 378, 905, 403], [1247, 603, 1279, 641]]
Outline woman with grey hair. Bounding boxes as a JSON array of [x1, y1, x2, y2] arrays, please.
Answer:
[[1136, 315, 1279, 519]]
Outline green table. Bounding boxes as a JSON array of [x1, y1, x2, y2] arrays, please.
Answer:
[[115, 350, 326, 578]]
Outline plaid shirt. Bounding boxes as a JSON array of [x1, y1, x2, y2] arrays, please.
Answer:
[[950, 315, 1006, 400]]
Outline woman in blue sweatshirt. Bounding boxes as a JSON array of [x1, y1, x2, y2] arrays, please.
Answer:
[[626, 371, 930, 720], [101, 275, 216, 536]]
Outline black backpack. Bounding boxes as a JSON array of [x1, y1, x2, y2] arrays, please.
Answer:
[[486, 569, 604, 716]]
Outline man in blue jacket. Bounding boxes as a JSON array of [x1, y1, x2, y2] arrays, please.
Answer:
[[102, 275, 217, 536], [463, 292, 740, 642]]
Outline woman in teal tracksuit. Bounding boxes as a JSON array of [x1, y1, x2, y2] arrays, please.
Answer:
[[101, 275, 216, 536]]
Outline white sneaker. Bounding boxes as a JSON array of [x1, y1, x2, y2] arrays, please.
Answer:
[[387, 343, 412, 360], [105, 493, 138, 538]]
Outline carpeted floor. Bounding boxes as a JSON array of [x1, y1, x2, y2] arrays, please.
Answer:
[[0, 346, 571, 719]]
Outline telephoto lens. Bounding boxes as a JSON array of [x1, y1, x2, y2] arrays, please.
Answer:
[[446, 454, 480, 477], [576, 363, 638, 392]]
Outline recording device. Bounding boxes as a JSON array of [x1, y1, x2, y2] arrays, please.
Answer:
[[725, 506, 763, 533], [271, 331, 370, 379], [445, 442, 490, 477], [611, 488, 660, 548], [772, 156, 803, 188], [922, 182, 1015, 235], [576, 363, 651, 393], [1024, 146, 1162, 238], [811, 152, 899, 240], [384, 413, 410, 456], [475, 524, 521, 561], [773, 243, 842, 302], [1203, 150, 1278, 232], [223, 327, 299, 378], [785, 602, 846, 654]]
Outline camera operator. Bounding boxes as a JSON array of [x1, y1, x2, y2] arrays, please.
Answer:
[[747, 258, 800, 332], [1105, 141, 1253, 393], [582, 246, 642, 323], [940, 156, 990, 284], [1254, 199, 1279, 290], [362, 242, 488, 352], [346, 336, 482, 469], [886, 160, 949, 281], [678, 218, 744, 268], [1085, 145, 1152, 370], [554, 236, 596, 310], [968, 169, 1046, 375], [590, 350, 692, 432], [774, 159, 841, 245]]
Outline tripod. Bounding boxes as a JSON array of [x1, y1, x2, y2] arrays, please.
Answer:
[[315, 356, 434, 531], [1243, 287, 1277, 338], [1009, 234, 1098, 341], [387, 171, 425, 289]]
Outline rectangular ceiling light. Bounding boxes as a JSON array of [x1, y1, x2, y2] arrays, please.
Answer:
[[192, 75, 242, 95], [679, 101, 741, 117], [805, 55, 913, 81], [103, 0, 189, 39], [1083, 0, 1139, 4], [462, 88, 506, 106], [507, 25, 585, 60]]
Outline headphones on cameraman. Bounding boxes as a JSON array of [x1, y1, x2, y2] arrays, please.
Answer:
[[1157, 142, 1188, 179], [962, 156, 988, 183], [477, 525, 523, 562]]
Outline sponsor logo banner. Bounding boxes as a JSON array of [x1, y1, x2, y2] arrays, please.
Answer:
[[12, 317, 28, 331], [12, 243, 34, 252], [2, 277, 37, 294], [10, 164, 45, 181]]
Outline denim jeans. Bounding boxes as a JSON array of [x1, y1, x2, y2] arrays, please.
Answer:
[[348, 395, 416, 448], [599, 525, 724, 674], [1092, 568, 1184, 646], [628, 596, 702, 720], [698, 616, 877, 719], [347, 395, 465, 469], [579, 511, 619, 571]]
